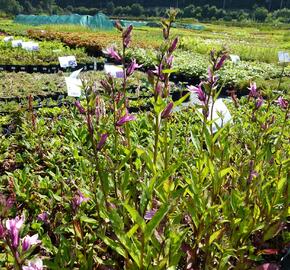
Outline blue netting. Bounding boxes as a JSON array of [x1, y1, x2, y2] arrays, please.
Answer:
[[14, 13, 114, 29]]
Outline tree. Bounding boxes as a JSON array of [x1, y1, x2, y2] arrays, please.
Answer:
[[254, 6, 268, 21], [106, 1, 115, 15], [130, 3, 144, 16], [183, 4, 195, 17], [0, 0, 24, 14]]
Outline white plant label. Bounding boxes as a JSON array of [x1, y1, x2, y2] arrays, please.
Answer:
[[230, 54, 240, 64], [65, 68, 83, 97], [12, 40, 23, 47], [278, 51, 289, 63], [104, 63, 124, 78], [206, 99, 232, 133], [22, 42, 39, 51], [59, 56, 77, 68], [3, 36, 13, 42]]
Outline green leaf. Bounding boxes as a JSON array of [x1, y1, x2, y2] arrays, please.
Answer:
[[144, 203, 170, 240], [124, 203, 146, 231], [209, 229, 223, 245]]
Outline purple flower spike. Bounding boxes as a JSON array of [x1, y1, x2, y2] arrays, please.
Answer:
[[187, 83, 206, 104], [97, 133, 109, 151], [75, 101, 86, 114], [161, 102, 174, 119], [256, 96, 264, 109], [166, 55, 174, 67], [6, 215, 25, 249], [168, 37, 179, 53], [123, 25, 133, 48], [127, 59, 142, 77], [248, 82, 259, 98], [37, 212, 48, 223], [22, 234, 41, 252], [116, 113, 136, 126], [215, 54, 228, 70], [0, 221, 5, 238], [72, 191, 89, 210], [277, 96, 288, 109], [103, 47, 122, 62], [144, 209, 157, 220], [155, 82, 163, 97], [23, 258, 43, 270]]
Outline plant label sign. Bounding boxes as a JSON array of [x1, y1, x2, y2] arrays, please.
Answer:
[[104, 64, 124, 78], [59, 56, 77, 68], [3, 36, 13, 42], [22, 42, 39, 51], [278, 51, 289, 63], [230, 54, 240, 64], [65, 68, 83, 97], [12, 40, 23, 48]]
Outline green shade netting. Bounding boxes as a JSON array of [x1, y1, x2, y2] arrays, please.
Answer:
[[14, 13, 114, 29]]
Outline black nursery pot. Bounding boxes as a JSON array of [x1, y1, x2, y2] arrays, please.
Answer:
[[87, 63, 95, 70], [97, 62, 104, 71], [40, 66, 51, 73], [7, 65, 19, 72], [30, 66, 39, 73], [19, 65, 27, 72], [50, 65, 59, 73]]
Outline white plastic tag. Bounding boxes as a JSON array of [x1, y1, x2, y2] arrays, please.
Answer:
[[205, 99, 232, 133], [59, 56, 77, 68], [104, 63, 124, 78], [65, 68, 83, 97], [65, 77, 82, 97], [12, 40, 23, 47], [230, 54, 240, 64], [22, 42, 39, 51], [278, 51, 289, 63], [3, 36, 13, 42]]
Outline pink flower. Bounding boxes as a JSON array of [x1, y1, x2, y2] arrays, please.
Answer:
[[126, 59, 142, 76], [161, 102, 174, 119], [155, 82, 163, 97], [97, 133, 109, 151], [256, 96, 264, 109], [187, 83, 206, 104], [214, 54, 228, 70], [116, 113, 136, 126], [153, 64, 165, 81], [123, 25, 133, 48], [144, 209, 157, 220], [0, 221, 5, 238], [23, 258, 43, 270], [248, 82, 259, 98], [75, 101, 86, 114], [277, 96, 288, 109], [22, 234, 41, 252], [166, 55, 174, 67], [103, 47, 122, 62], [72, 191, 89, 210], [168, 37, 178, 53], [6, 215, 25, 249], [37, 212, 48, 223]]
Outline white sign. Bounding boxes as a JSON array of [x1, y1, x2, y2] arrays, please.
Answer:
[[278, 51, 290, 63], [3, 36, 13, 42], [22, 42, 39, 51], [104, 63, 124, 78], [206, 99, 232, 133], [12, 40, 23, 48], [58, 56, 77, 68], [230, 54, 240, 64], [65, 68, 83, 97]]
